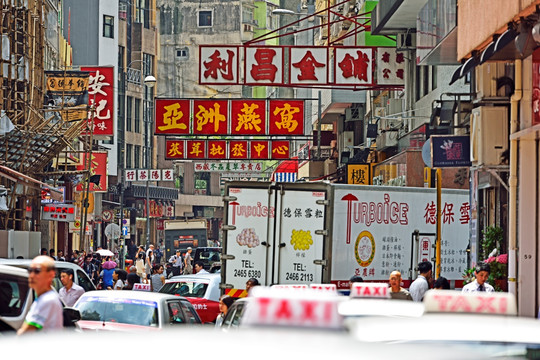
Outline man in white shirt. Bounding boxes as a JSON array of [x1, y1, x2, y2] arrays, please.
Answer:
[[168, 249, 183, 276], [462, 263, 494, 292], [18, 256, 63, 334], [59, 268, 85, 307], [194, 261, 209, 274], [408, 261, 432, 302]]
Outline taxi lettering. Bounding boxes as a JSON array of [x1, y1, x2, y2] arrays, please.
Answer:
[[431, 293, 508, 314]]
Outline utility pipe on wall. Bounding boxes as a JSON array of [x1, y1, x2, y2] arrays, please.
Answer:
[[508, 59, 522, 296]]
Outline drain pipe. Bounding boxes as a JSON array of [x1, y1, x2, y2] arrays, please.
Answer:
[[508, 59, 521, 296]]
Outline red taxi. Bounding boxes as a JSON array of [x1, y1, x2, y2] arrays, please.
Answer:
[[159, 273, 220, 323]]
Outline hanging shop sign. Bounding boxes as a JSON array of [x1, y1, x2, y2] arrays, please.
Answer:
[[165, 139, 288, 160], [80, 66, 115, 137], [76, 151, 108, 192], [124, 169, 174, 182], [199, 45, 405, 87], [41, 204, 76, 222], [194, 162, 264, 173], [155, 99, 304, 136], [347, 164, 371, 185], [44, 71, 89, 122], [431, 135, 472, 168]]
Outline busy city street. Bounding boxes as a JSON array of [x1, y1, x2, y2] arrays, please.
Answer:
[[2, 0, 540, 357]]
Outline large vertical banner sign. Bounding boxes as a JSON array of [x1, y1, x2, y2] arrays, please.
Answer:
[[199, 46, 239, 84], [230, 100, 266, 135], [533, 48, 540, 126], [193, 100, 229, 135], [155, 99, 191, 135], [245, 47, 284, 85], [334, 48, 374, 85], [289, 47, 329, 85], [76, 151, 108, 192], [81, 66, 114, 136], [269, 100, 304, 135], [376, 48, 406, 86]]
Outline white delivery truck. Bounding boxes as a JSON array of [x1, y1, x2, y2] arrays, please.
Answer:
[[221, 181, 470, 294]]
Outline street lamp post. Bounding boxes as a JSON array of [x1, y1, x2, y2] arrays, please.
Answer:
[[143, 75, 156, 249]]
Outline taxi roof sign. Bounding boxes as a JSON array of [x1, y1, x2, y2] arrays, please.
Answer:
[[423, 290, 517, 316], [242, 287, 343, 330], [271, 284, 309, 290], [310, 284, 337, 292], [350, 283, 390, 299]]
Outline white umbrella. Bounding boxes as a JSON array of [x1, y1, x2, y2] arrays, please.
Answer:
[[96, 249, 114, 257]]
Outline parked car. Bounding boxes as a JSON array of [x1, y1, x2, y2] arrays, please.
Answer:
[[0, 258, 96, 292], [193, 247, 221, 273], [74, 290, 201, 331], [159, 273, 220, 323], [0, 264, 32, 331]]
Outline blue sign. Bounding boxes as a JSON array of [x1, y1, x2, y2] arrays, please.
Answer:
[[431, 135, 471, 168], [122, 226, 129, 236]]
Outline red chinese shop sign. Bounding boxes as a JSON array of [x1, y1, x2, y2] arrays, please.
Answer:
[[81, 66, 114, 137], [155, 99, 304, 136], [533, 48, 540, 126], [76, 151, 108, 192], [199, 45, 405, 87], [165, 139, 288, 160]]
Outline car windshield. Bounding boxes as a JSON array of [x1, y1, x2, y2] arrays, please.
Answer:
[[75, 296, 158, 327], [160, 281, 208, 298], [0, 274, 30, 317]]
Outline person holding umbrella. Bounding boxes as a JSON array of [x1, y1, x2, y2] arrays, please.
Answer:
[[100, 256, 116, 290]]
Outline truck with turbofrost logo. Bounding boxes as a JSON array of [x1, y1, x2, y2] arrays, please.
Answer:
[[221, 181, 470, 295]]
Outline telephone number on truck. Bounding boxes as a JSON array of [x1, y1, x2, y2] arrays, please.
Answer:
[[285, 272, 314, 282], [234, 269, 261, 278]]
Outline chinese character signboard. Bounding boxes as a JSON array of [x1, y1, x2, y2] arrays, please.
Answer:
[[165, 140, 184, 159], [334, 48, 374, 85], [200, 45, 405, 88], [42, 204, 76, 222], [431, 135, 472, 168], [245, 47, 284, 85], [76, 151, 108, 192], [376, 48, 405, 86], [155, 99, 191, 135], [125, 169, 174, 181], [155, 98, 304, 136], [347, 164, 371, 185], [81, 66, 114, 136], [199, 46, 239, 85], [163, 139, 288, 160], [194, 162, 263, 172]]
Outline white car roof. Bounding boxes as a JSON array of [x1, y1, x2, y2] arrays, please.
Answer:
[[0, 264, 29, 277], [0, 258, 85, 271], [77, 290, 186, 302], [167, 273, 220, 282]]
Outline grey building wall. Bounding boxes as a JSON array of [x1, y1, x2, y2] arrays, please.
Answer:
[[62, 0, 99, 65]]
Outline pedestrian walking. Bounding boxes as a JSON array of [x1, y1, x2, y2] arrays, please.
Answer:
[[462, 263, 494, 293], [151, 264, 165, 292], [169, 249, 183, 277], [18, 256, 63, 334], [409, 261, 433, 302], [215, 295, 235, 328], [434, 276, 451, 290], [184, 247, 193, 274], [59, 268, 85, 306], [388, 270, 412, 300], [113, 269, 128, 290]]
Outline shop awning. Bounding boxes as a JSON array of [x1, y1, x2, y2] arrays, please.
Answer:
[[272, 159, 298, 182]]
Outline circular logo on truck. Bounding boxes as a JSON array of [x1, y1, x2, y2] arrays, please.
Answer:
[[354, 231, 375, 267]]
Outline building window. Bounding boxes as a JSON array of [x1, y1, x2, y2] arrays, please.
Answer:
[[176, 48, 188, 59], [134, 146, 141, 169], [143, 53, 154, 76], [431, 66, 437, 90], [198, 10, 212, 27], [135, 98, 141, 133], [126, 144, 133, 168], [103, 15, 114, 38], [135, 0, 151, 29], [126, 96, 133, 132], [119, 1, 128, 20]]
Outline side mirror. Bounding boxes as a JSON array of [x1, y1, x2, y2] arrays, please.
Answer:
[[63, 307, 82, 327]]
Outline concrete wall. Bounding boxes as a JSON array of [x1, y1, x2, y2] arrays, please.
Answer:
[[157, 0, 244, 98], [64, 0, 99, 65], [457, 0, 539, 60]]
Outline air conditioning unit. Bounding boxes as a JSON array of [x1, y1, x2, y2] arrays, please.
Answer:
[[386, 98, 403, 116], [475, 62, 508, 98], [470, 106, 508, 166], [379, 118, 401, 131], [396, 32, 416, 50], [376, 131, 399, 151]]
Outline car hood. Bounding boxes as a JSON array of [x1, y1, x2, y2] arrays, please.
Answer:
[[77, 320, 161, 332]]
